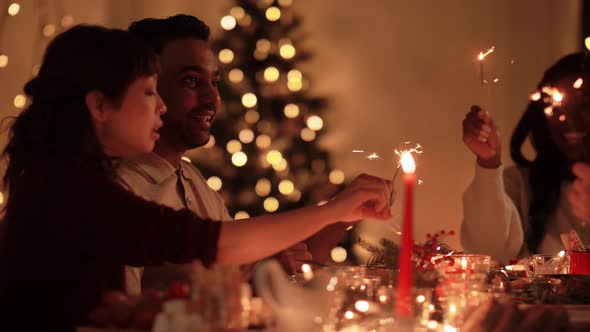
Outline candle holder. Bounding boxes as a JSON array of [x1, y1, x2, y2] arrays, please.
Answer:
[[532, 254, 569, 276], [437, 254, 491, 275]]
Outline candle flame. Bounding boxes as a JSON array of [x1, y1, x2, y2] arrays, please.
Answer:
[[394, 143, 422, 174], [460, 257, 468, 270], [400, 152, 416, 174], [354, 300, 370, 312], [574, 78, 583, 89]]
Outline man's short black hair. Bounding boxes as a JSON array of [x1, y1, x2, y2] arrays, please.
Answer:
[[128, 14, 210, 54]]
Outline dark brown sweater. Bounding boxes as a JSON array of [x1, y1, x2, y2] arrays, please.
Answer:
[[0, 159, 221, 331]]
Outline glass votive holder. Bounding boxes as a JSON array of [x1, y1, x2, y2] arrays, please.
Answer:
[[450, 254, 491, 274], [532, 254, 569, 276], [413, 288, 435, 327]]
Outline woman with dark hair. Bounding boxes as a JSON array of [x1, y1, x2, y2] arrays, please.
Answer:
[[0, 25, 392, 331], [461, 52, 590, 262]]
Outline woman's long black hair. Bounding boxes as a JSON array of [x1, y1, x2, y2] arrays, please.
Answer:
[[1, 25, 158, 195], [510, 52, 590, 253]]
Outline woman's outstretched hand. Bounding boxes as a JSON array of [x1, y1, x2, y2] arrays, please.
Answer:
[[325, 174, 393, 222]]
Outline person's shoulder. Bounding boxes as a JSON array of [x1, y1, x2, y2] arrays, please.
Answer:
[[180, 159, 207, 182], [116, 154, 164, 185]]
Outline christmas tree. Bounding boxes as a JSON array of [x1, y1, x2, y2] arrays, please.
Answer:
[[192, 0, 344, 219]]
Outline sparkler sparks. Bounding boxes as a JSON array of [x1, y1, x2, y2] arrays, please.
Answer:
[[394, 144, 424, 169], [366, 153, 382, 160], [391, 143, 423, 204], [352, 149, 382, 160], [533, 86, 565, 117]]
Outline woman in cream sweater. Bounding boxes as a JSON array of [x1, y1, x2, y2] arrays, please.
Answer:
[[461, 52, 590, 263]]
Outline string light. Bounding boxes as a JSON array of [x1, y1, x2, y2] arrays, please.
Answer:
[[0, 55, 8, 68], [218, 49, 234, 64], [266, 150, 283, 165], [574, 78, 583, 89], [207, 176, 223, 191], [255, 178, 272, 196], [253, 49, 268, 61], [256, 134, 272, 149], [288, 69, 302, 81], [61, 15, 74, 28], [278, 180, 294, 195], [43, 24, 56, 37], [272, 158, 288, 171], [280, 44, 296, 59], [229, 68, 244, 83], [256, 39, 272, 52], [300, 128, 316, 141], [8, 3, 20, 16], [288, 189, 301, 202], [306, 115, 324, 131], [241, 93, 258, 108], [13, 94, 26, 108], [220, 15, 237, 30], [230, 7, 245, 20], [234, 211, 250, 220], [238, 129, 255, 143], [204, 135, 215, 149], [284, 104, 300, 118], [329, 170, 345, 184], [263, 66, 280, 82], [288, 80, 302, 91], [245, 110, 260, 124], [238, 14, 252, 27], [265, 7, 281, 22], [232, 151, 248, 167], [226, 139, 242, 153], [263, 197, 279, 212]]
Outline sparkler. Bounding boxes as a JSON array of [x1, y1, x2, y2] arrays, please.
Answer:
[[477, 46, 495, 87]]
